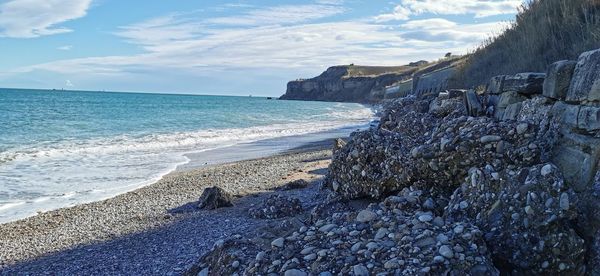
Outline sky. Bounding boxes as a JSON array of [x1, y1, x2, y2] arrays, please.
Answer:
[[0, 0, 525, 96]]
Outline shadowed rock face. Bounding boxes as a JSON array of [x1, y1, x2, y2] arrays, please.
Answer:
[[446, 165, 584, 274]]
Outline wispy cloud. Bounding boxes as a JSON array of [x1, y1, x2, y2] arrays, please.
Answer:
[[0, 0, 93, 38], [375, 0, 523, 22], [205, 4, 346, 26], [57, 45, 73, 50]]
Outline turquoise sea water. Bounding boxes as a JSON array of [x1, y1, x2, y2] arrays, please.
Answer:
[[0, 88, 374, 223]]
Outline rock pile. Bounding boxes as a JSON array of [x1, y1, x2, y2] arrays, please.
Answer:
[[248, 195, 303, 219], [191, 188, 498, 276]]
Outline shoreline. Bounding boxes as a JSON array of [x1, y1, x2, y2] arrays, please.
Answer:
[[0, 122, 369, 225], [0, 138, 338, 274]]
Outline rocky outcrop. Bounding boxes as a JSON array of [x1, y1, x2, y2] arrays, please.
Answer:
[[280, 66, 415, 103]]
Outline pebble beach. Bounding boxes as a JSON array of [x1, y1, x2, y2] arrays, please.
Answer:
[[0, 144, 335, 275]]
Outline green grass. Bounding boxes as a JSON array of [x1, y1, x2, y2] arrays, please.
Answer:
[[452, 0, 600, 88]]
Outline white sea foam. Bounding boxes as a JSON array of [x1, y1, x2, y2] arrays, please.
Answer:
[[0, 105, 375, 223]]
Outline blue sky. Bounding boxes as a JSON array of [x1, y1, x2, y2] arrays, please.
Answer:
[[0, 0, 523, 96]]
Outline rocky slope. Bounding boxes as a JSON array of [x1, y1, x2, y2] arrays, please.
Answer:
[[189, 48, 600, 275], [279, 66, 416, 103]]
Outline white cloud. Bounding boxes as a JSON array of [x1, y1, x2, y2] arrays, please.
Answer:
[[57, 45, 73, 50], [0, 0, 93, 38], [205, 4, 345, 26], [376, 0, 522, 22], [65, 79, 74, 87]]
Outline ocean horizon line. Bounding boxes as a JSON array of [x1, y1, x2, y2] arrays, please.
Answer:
[[0, 87, 278, 99]]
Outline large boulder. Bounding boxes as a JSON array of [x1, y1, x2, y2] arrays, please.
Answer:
[[486, 75, 506, 95], [463, 89, 483, 116], [326, 129, 409, 199], [494, 91, 527, 119], [543, 60, 577, 100], [502, 73, 546, 95], [446, 164, 585, 275], [198, 186, 234, 210], [567, 48, 600, 103], [551, 131, 600, 192]]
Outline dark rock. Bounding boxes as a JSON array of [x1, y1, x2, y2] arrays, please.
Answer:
[[486, 75, 506, 95], [567, 48, 600, 103], [495, 91, 527, 119], [501, 102, 522, 121], [502, 73, 546, 95], [464, 89, 483, 116], [198, 186, 234, 210], [551, 131, 600, 192], [278, 179, 310, 191], [577, 105, 600, 132], [543, 60, 577, 100], [333, 138, 347, 154]]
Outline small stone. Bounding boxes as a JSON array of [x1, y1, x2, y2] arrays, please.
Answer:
[[459, 201, 469, 209], [418, 214, 433, 222], [304, 253, 317, 261], [375, 228, 388, 240], [453, 225, 464, 234], [351, 242, 362, 252], [319, 272, 333, 276], [319, 224, 336, 233], [432, 217, 445, 227], [480, 135, 501, 143], [353, 265, 369, 276], [271, 237, 285, 248], [542, 261, 549, 269], [434, 256, 445, 263], [356, 210, 377, 223], [366, 241, 379, 251], [439, 245, 454, 259], [231, 261, 240, 268], [525, 206, 534, 215], [516, 123, 528, 135], [284, 269, 308, 276], [436, 234, 449, 243], [560, 193, 570, 210], [300, 247, 315, 255], [384, 260, 399, 269], [256, 251, 266, 261], [541, 164, 553, 176]]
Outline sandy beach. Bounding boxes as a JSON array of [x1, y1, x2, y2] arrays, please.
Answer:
[[0, 141, 336, 275]]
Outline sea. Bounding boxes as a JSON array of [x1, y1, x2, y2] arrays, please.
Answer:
[[0, 88, 374, 223]]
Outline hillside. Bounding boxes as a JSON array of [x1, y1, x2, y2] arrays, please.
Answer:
[[280, 58, 462, 103], [453, 0, 600, 88], [279, 65, 419, 103]]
